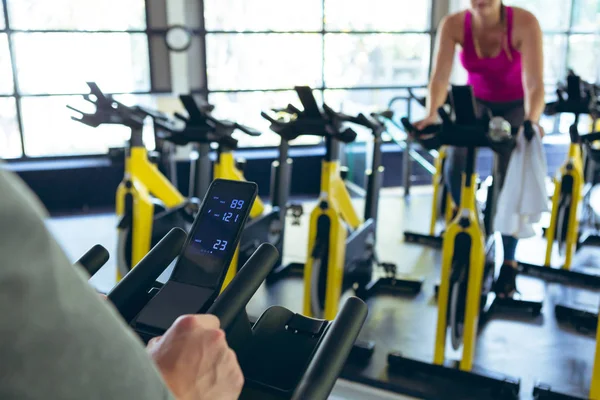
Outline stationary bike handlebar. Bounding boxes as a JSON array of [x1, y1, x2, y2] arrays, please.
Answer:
[[261, 86, 361, 143], [261, 109, 358, 143], [163, 95, 261, 148], [208, 242, 369, 400], [68, 82, 145, 129], [544, 72, 599, 117], [400, 107, 532, 151], [322, 103, 385, 135], [207, 243, 279, 328]]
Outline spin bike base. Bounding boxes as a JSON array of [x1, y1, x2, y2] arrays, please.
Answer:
[[358, 274, 424, 299], [433, 284, 543, 320], [555, 303, 598, 333], [386, 353, 520, 399], [273, 261, 424, 297], [533, 383, 588, 399], [265, 261, 305, 283], [518, 261, 600, 289], [404, 230, 444, 248]]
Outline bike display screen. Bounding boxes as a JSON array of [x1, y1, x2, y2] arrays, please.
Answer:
[[171, 179, 257, 288]]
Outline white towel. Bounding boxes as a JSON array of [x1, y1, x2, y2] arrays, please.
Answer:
[[494, 125, 549, 238]]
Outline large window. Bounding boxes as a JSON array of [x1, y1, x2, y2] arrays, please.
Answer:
[[205, 0, 433, 147], [0, 0, 154, 159], [3, 1, 593, 158]]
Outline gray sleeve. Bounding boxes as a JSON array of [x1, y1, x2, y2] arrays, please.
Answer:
[[0, 167, 175, 400]]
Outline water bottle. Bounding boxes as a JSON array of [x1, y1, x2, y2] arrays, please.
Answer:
[[488, 116, 512, 142]]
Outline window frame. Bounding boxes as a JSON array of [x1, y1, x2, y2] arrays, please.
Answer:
[[2, 0, 592, 159], [194, 0, 436, 149], [0, 0, 173, 160]]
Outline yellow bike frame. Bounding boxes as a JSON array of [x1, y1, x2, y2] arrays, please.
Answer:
[[116, 146, 185, 280], [434, 173, 485, 371], [213, 150, 266, 288], [585, 118, 600, 399], [303, 160, 362, 320], [591, 321, 600, 399], [543, 143, 583, 269]]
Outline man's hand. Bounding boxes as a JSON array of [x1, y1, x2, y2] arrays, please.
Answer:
[[147, 314, 244, 400]]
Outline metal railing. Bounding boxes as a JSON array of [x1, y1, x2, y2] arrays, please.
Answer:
[[382, 95, 438, 196]]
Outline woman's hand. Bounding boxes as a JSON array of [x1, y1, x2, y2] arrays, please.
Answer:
[[414, 115, 440, 131], [534, 122, 545, 137]]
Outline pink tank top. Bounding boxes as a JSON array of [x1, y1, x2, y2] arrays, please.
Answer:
[[459, 6, 524, 103]]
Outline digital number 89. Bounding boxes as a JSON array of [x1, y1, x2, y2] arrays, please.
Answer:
[[230, 199, 244, 209]]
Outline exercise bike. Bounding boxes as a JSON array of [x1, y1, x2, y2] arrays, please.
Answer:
[[262, 86, 423, 321], [519, 72, 600, 288], [390, 85, 541, 399], [162, 95, 298, 283], [85, 178, 368, 400], [69, 82, 199, 280]]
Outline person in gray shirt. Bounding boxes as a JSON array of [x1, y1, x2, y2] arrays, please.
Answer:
[[0, 166, 243, 400]]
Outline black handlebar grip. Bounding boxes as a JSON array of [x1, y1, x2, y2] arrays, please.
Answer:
[[374, 110, 394, 120], [291, 297, 368, 400], [523, 120, 535, 142], [174, 112, 189, 123], [207, 243, 279, 330], [400, 117, 416, 133], [76, 244, 110, 277], [236, 123, 262, 137], [107, 228, 187, 321], [260, 111, 278, 124]]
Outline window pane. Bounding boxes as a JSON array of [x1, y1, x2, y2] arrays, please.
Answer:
[[208, 91, 321, 147], [204, 0, 322, 31], [0, 34, 14, 94], [571, 0, 600, 32], [505, 0, 572, 31], [206, 34, 322, 91], [325, 0, 431, 31], [21, 95, 156, 157], [452, 0, 573, 31], [543, 35, 567, 84], [13, 33, 150, 95], [568, 35, 600, 83], [325, 89, 415, 141], [325, 34, 430, 88], [7, 0, 146, 30], [0, 2, 4, 30], [0, 98, 21, 159]]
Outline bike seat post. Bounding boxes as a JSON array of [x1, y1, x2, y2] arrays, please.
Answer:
[[325, 135, 341, 163]]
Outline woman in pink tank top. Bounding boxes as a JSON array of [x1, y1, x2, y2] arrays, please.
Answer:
[[414, 0, 545, 298]]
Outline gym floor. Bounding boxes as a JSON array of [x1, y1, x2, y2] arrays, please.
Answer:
[[48, 188, 600, 400]]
